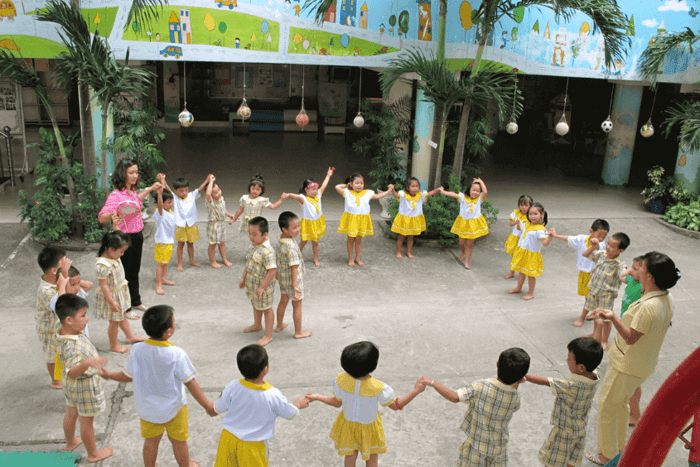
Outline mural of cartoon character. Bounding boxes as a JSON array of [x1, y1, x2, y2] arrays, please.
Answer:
[[0, 0, 17, 21], [552, 26, 566, 67]]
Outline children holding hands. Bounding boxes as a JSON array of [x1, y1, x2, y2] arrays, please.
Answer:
[[508, 202, 553, 300], [389, 177, 441, 259], [153, 185, 176, 295], [205, 175, 236, 268], [231, 174, 285, 232], [441, 178, 489, 269]]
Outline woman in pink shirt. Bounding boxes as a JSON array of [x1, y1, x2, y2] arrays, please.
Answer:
[[98, 160, 160, 317]]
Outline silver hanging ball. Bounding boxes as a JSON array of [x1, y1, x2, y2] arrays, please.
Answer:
[[353, 112, 364, 128]]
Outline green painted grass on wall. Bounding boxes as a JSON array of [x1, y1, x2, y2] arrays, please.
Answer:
[[81, 7, 119, 40], [0, 35, 66, 58], [288, 26, 398, 57]]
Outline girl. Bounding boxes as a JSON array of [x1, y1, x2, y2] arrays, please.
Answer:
[[94, 231, 144, 353], [508, 202, 553, 300], [283, 167, 335, 267], [335, 173, 394, 267], [441, 178, 489, 269], [306, 341, 425, 467], [389, 177, 440, 259], [504, 194, 533, 279], [231, 174, 285, 232]]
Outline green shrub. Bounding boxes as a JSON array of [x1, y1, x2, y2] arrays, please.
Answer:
[[664, 197, 700, 231]]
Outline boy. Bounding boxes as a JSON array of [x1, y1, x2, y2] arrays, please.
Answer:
[[213, 344, 309, 467], [205, 175, 235, 269], [101, 305, 216, 467], [548, 219, 609, 327], [157, 172, 211, 271], [36, 246, 68, 388], [419, 347, 531, 466], [274, 211, 312, 339], [153, 186, 177, 295], [55, 294, 113, 462], [581, 232, 630, 349], [525, 337, 603, 467], [239, 216, 277, 346]]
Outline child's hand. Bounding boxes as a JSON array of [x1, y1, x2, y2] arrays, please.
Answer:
[[110, 301, 122, 315], [327, 167, 335, 177], [150, 182, 162, 192], [595, 308, 614, 321], [81, 280, 94, 291], [590, 237, 600, 247], [156, 173, 166, 182], [210, 175, 216, 183], [549, 227, 557, 237], [294, 396, 310, 409], [86, 357, 108, 369], [57, 272, 68, 290], [98, 367, 110, 379], [418, 376, 433, 387], [293, 286, 302, 301], [386, 184, 395, 192], [205, 400, 218, 417], [414, 380, 426, 393], [305, 392, 317, 402], [438, 186, 445, 193], [58, 256, 72, 277], [239, 278, 245, 289], [256, 286, 265, 298], [111, 212, 124, 231], [227, 212, 235, 225]]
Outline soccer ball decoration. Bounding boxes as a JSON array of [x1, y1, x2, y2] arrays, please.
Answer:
[[640, 119, 655, 138], [555, 120, 570, 136], [296, 110, 309, 128], [353, 112, 365, 128], [506, 121, 519, 134], [178, 109, 193, 128], [601, 117, 613, 133], [237, 98, 251, 121]]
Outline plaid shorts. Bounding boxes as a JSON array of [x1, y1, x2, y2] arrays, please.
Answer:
[[247, 282, 276, 310], [63, 374, 106, 417], [207, 220, 226, 244], [459, 440, 506, 467], [175, 225, 200, 243], [538, 426, 586, 467], [36, 319, 59, 363], [584, 292, 615, 312], [279, 274, 304, 300]]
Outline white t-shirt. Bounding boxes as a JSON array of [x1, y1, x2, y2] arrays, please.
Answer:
[[333, 373, 395, 424], [172, 189, 200, 227], [397, 190, 427, 217], [568, 234, 606, 273], [517, 226, 550, 253], [343, 188, 374, 215], [50, 289, 89, 338], [122, 339, 196, 423], [154, 209, 176, 244], [301, 191, 323, 221], [215, 379, 298, 442], [458, 193, 483, 219]]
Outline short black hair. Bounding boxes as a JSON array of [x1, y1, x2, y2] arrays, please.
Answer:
[[237, 344, 268, 379], [497, 347, 530, 385], [591, 219, 610, 232], [642, 251, 680, 290], [300, 178, 318, 195], [340, 341, 379, 379], [55, 294, 89, 323], [278, 211, 298, 230], [142, 305, 174, 339], [345, 173, 363, 185], [248, 174, 265, 195], [98, 230, 130, 257], [517, 194, 533, 206], [38, 247, 66, 273], [56, 265, 80, 281], [173, 178, 189, 190], [611, 232, 630, 251], [568, 337, 603, 372], [249, 216, 269, 235], [155, 189, 174, 202]]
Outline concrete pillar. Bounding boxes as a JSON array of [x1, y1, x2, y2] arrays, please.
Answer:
[[675, 147, 700, 196], [602, 83, 643, 186], [413, 86, 435, 191], [90, 89, 116, 188]]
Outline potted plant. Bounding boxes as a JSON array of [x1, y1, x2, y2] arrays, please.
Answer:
[[640, 166, 691, 214]]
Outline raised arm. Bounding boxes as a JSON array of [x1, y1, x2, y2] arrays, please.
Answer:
[[156, 185, 164, 216], [371, 184, 395, 200], [267, 196, 285, 210], [548, 227, 568, 242], [582, 238, 600, 258], [389, 184, 400, 199], [137, 181, 161, 201], [419, 376, 460, 403], [335, 183, 347, 195], [197, 174, 212, 194], [388, 379, 425, 410], [319, 167, 335, 193], [439, 187, 460, 200], [525, 373, 550, 386], [156, 173, 172, 193], [283, 192, 306, 205], [474, 178, 488, 200], [205, 175, 215, 203], [426, 187, 441, 198]]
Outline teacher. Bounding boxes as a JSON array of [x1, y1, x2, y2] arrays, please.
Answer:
[[588, 251, 680, 465], [98, 159, 160, 318]]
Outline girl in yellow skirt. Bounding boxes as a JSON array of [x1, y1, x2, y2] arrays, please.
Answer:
[[335, 174, 394, 267], [508, 202, 553, 300], [283, 167, 335, 267], [441, 178, 489, 269], [504, 194, 533, 279], [388, 177, 441, 259], [306, 341, 426, 467]]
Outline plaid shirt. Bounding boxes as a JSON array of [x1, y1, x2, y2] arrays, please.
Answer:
[[588, 250, 626, 298], [245, 240, 277, 291], [206, 197, 227, 222], [275, 236, 304, 290], [36, 279, 59, 360], [547, 372, 600, 436], [57, 332, 106, 416], [458, 378, 520, 457]]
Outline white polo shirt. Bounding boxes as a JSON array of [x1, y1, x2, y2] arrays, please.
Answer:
[[568, 234, 606, 273], [343, 188, 374, 215], [173, 189, 201, 227], [154, 209, 176, 244], [215, 379, 298, 442], [122, 339, 196, 424]]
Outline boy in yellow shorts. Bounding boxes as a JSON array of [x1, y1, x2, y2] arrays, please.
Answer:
[[153, 186, 176, 295], [101, 305, 217, 467]]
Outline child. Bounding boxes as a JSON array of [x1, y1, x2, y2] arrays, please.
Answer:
[[239, 216, 277, 346], [549, 219, 609, 326], [307, 341, 425, 466], [36, 246, 68, 388], [509, 202, 553, 300], [525, 337, 603, 467], [205, 175, 235, 268], [283, 167, 335, 267], [504, 195, 533, 279], [274, 211, 312, 339], [389, 177, 441, 259], [156, 173, 211, 271], [213, 344, 310, 467], [441, 178, 489, 269], [95, 230, 145, 353], [231, 174, 285, 233], [579, 232, 629, 350], [419, 347, 530, 467], [335, 173, 394, 267], [55, 294, 113, 462], [153, 186, 176, 295], [101, 305, 217, 467]]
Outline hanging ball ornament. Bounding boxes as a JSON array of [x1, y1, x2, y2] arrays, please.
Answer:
[[353, 112, 365, 128], [506, 121, 519, 135], [640, 120, 655, 138], [555, 120, 570, 136], [178, 108, 194, 128], [601, 117, 614, 133], [237, 98, 251, 121], [296, 110, 309, 128]]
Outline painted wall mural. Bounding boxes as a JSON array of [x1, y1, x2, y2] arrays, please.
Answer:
[[0, 0, 697, 83]]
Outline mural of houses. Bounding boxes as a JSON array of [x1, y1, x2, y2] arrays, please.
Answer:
[[339, 0, 356, 26], [359, 2, 368, 29], [417, 0, 432, 41], [180, 9, 192, 44], [323, 0, 337, 23], [168, 11, 182, 44]]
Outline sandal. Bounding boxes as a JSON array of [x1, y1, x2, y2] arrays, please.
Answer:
[[134, 304, 147, 311], [585, 452, 607, 465], [125, 311, 141, 320]]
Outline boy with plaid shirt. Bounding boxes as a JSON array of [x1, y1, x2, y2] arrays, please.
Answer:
[[239, 216, 277, 346], [274, 212, 312, 339], [419, 348, 530, 466], [526, 337, 603, 467], [205, 175, 235, 269]]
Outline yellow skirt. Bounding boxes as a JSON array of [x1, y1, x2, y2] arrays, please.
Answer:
[[330, 412, 387, 461], [511, 248, 543, 277], [300, 216, 327, 242], [504, 233, 520, 255], [337, 213, 374, 237], [391, 214, 426, 235], [450, 215, 489, 239]]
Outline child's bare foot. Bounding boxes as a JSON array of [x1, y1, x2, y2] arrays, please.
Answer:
[[464, 261, 470, 269], [396, 252, 403, 259], [521, 294, 535, 301], [210, 261, 222, 269], [163, 279, 176, 286], [177, 264, 184, 272], [407, 252, 414, 259], [110, 344, 129, 353], [628, 416, 640, 426], [65, 437, 82, 451], [126, 336, 145, 344], [508, 288, 522, 294], [189, 260, 201, 268], [572, 319, 585, 327], [458, 253, 465, 262], [51, 380, 62, 389], [87, 446, 113, 463], [243, 324, 262, 333], [601, 342, 609, 350], [295, 330, 312, 339], [189, 461, 200, 467], [156, 285, 165, 295], [257, 335, 273, 346], [581, 333, 593, 338], [585, 313, 596, 320], [348, 259, 355, 267], [222, 259, 233, 267], [313, 259, 321, 267], [504, 272, 514, 279], [274, 323, 288, 333], [356, 259, 364, 267]]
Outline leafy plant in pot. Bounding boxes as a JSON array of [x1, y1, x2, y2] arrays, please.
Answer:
[[641, 165, 690, 214]]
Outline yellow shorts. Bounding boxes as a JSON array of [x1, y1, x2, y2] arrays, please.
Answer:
[[578, 271, 591, 297], [175, 225, 200, 243], [215, 429, 268, 467], [140, 405, 188, 441], [154, 243, 173, 264]]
